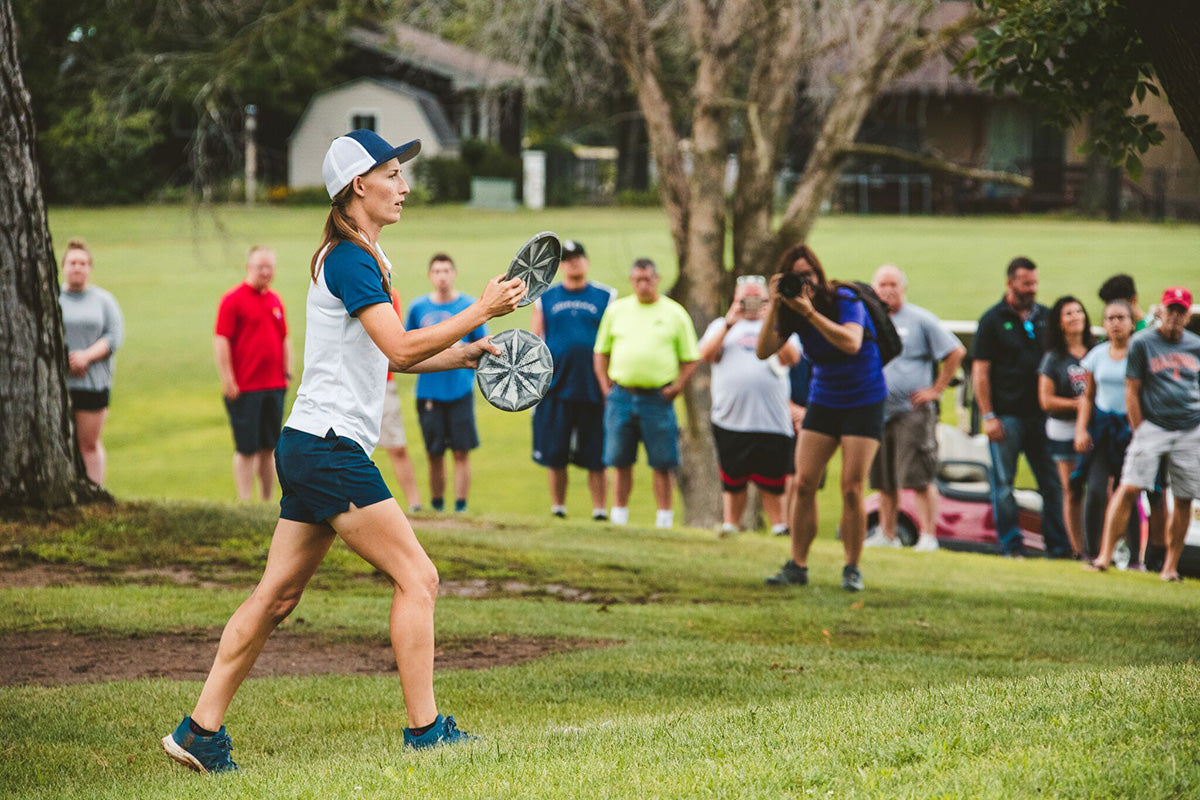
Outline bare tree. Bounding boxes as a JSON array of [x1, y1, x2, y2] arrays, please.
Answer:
[[496, 0, 987, 525], [0, 3, 100, 509]]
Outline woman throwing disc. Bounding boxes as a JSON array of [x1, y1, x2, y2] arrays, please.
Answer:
[[162, 130, 526, 773]]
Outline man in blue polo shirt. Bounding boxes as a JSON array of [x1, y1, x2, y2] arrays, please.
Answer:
[[971, 256, 1071, 558], [406, 253, 487, 512], [530, 240, 616, 520]]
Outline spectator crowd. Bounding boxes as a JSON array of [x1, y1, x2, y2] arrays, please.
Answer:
[[58, 236, 1199, 589]]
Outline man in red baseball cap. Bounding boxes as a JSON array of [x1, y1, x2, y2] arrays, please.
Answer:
[[1090, 285, 1200, 581]]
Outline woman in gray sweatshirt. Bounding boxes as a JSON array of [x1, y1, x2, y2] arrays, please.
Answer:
[[58, 238, 124, 486]]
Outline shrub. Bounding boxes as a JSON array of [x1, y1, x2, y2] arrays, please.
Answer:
[[617, 188, 662, 207], [40, 92, 165, 204], [415, 157, 471, 203]]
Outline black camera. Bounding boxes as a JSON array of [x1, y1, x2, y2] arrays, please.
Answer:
[[778, 271, 811, 299]]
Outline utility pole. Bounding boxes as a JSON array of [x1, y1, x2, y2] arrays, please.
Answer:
[[244, 104, 258, 206]]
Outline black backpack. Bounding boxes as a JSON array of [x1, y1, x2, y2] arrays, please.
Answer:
[[831, 281, 903, 366]]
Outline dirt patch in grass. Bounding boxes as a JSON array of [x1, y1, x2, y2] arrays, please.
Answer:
[[0, 566, 638, 603], [0, 630, 615, 687]]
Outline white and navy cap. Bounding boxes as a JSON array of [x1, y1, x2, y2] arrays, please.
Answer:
[[322, 129, 421, 199]]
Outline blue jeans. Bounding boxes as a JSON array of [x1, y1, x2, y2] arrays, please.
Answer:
[[603, 385, 680, 470], [987, 414, 1071, 557]]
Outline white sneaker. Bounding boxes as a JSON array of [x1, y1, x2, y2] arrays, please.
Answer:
[[610, 507, 629, 526], [655, 509, 674, 529], [863, 531, 900, 548], [912, 534, 940, 553], [718, 522, 739, 538]]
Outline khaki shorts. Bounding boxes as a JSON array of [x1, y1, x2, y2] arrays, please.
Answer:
[[1121, 420, 1200, 499], [869, 403, 938, 492], [377, 381, 407, 450]]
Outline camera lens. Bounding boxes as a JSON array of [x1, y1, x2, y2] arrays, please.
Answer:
[[778, 272, 807, 299]]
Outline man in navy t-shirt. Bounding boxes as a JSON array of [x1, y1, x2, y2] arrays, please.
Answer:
[[530, 240, 616, 520], [405, 253, 487, 512]]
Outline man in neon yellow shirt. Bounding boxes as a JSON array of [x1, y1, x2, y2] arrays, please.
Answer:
[[594, 258, 700, 528]]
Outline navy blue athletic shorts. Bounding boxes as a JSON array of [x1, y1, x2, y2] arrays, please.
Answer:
[[275, 427, 392, 523], [532, 396, 605, 470]]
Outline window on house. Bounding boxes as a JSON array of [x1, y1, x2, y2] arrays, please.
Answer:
[[351, 114, 377, 132]]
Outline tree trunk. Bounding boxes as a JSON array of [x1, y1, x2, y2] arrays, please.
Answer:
[[1130, 0, 1200, 163], [0, 4, 93, 510]]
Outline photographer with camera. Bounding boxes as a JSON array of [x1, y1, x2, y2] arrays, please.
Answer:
[[699, 275, 800, 538], [756, 244, 886, 591]]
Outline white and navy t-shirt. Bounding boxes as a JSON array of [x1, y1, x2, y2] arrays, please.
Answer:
[[285, 240, 392, 452]]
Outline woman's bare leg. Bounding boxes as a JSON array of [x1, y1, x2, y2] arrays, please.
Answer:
[[192, 519, 335, 730], [330, 499, 440, 728], [1057, 460, 1084, 556], [74, 409, 108, 486], [838, 435, 881, 567], [790, 430, 840, 566]]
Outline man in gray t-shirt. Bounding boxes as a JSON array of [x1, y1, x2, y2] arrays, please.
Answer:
[[866, 265, 966, 551], [1089, 286, 1200, 581], [698, 276, 800, 537]]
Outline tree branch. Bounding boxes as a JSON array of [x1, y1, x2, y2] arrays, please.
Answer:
[[835, 143, 1032, 187]]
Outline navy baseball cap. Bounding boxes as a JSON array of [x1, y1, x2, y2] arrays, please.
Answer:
[[562, 239, 586, 259], [323, 129, 421, 199]]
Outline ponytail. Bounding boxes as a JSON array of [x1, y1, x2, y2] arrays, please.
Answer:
[[310, 185, 391, 295]]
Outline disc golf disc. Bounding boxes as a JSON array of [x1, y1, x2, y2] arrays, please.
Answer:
[[504, 231, 561, 307], [476, 328, 554, 412]]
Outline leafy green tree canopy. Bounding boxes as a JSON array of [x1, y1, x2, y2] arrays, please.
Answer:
[[962, 0, 1163, 176]]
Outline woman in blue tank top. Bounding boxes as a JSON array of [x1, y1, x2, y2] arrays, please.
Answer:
[[757, 244, 886, 592]]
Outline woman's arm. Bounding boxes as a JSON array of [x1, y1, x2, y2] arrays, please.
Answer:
[[1075, 373, 1095, 453], [777, 338, 801, 367], [359, 275, 524, 370], [756, 275, 787, 359], [785, 284, 862, 355], [395, 339, 500, 373], [1038, 374, 1080, 415]]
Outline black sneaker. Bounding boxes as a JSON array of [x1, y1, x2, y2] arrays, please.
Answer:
[[765, 560, 807, 586], [552, 509, 567, 519], [841, 564, 864, 592], [592, 511, 608, 521]]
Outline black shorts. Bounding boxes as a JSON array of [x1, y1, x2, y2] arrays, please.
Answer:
[[801, 400, 885, 441], [711, 424, 795, 494], [416, 395, 479, 456], [532, 396, 605, 470], [70, 389, 110, 412], [225, 389, 286, 455]]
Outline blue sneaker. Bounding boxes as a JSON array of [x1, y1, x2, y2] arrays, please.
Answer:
[[403, 715, 477, 749], [161, 717, 238, 773]]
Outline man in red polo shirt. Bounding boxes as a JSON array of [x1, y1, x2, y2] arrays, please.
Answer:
[[214, 246, 292, 501]]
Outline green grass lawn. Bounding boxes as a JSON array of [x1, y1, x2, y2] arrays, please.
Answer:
[[8, 206, 1197, 797], [1, 502, 1199, 798]]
